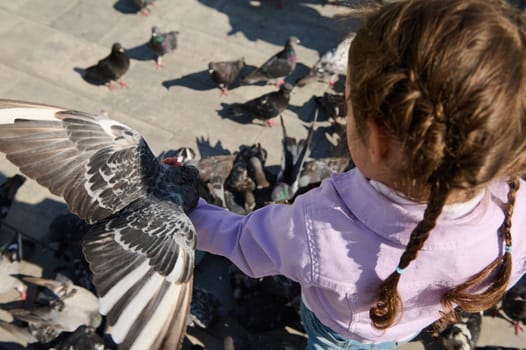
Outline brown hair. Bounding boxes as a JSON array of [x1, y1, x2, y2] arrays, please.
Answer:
[[346, 0, 526, 329]]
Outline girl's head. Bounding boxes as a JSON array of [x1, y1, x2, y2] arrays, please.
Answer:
[[345, 0, 526, 329]]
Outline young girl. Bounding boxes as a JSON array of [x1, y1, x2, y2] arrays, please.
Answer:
[[189, 0, 526, 348]]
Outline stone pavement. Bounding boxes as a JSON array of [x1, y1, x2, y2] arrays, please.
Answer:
[[0, 1, 524, 349]]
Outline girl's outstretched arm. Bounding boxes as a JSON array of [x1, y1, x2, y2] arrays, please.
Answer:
[[189, 196, 313, 284]]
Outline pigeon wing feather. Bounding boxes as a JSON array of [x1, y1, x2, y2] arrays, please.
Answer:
[[83, 198, 195, 348], [0, 100, 156, 223]]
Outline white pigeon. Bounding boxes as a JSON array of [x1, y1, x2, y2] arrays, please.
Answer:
[[296, 32, 355, 87], [0, 99, 200, 350]]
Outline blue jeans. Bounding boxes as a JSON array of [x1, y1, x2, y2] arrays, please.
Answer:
[[300, 302, 407, 350]]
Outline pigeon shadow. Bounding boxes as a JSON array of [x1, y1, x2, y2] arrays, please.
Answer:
[[162, 70, 216, 91], [125, 42, 156, 62], [73, 67, 105, 87], [0, 341, 29, 350], [195, 136, 232, 158], [217, 103, 263, 126], [286, 62, 311, 86], [309, 126, 342, 159], [113, 0, 139, 14], [289, 95, 329, 123]]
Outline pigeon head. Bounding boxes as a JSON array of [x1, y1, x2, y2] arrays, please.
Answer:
[[158, 162, 200, 212], [237, 57, 246, 69], [151, 26, 161, 36], [288, 36, 300, 46], [111, 43, 125, 53], [280, 83, 294, 94]]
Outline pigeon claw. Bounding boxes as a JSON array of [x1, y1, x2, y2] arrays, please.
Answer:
[[119, 80, 129, 88], [155, 57, 163, 69], [512, 321, 524, 335], [273, 79, 285, 88], [106, 81, 117, 90], [266, 118, 276, 127], [220, 88, 229, 97]]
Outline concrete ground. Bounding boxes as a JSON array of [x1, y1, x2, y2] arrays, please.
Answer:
[[0, 0, 524, 349]]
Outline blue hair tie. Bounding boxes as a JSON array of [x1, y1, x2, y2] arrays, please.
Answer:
[[505, 244, 512, 253], [395, 266, 405, 274]]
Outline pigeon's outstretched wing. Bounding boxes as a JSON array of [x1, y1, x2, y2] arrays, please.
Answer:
[[271, 110, 317, 202], [0, 99, 199, 350], [0, 100, 153, 222]]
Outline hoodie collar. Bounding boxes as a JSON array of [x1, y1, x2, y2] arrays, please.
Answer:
[[331, 169, 496, 248]]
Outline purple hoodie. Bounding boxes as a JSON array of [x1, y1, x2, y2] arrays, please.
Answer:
[[189, 168, 526, 343]]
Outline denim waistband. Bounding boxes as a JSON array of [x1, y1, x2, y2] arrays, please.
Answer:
[[300, 301, 412, 350]]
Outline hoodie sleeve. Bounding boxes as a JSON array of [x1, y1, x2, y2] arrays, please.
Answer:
[[188, 196, 313, 284]]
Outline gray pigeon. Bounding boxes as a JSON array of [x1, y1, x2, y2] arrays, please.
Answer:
[[84, 43, 130, 89], [297, 33, 355, 87], [0, 99, 200, 350], [148, 26, 178, 68], [208, 58, 246, 96], [131, 0, 156, 15], [226, 83, 293, 126], [241, 36, 300, 86]]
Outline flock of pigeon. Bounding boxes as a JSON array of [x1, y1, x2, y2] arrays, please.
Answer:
[[0, 1, 524, 350]]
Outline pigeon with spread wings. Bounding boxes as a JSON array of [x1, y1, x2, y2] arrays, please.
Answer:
[[0, 99, 200, 350]]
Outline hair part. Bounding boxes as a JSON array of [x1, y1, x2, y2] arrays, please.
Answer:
[[347, 0, 526, 330]]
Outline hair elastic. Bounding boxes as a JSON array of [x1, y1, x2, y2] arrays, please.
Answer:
[[504, 244, 512, 253], [395, 266, 406, 274]]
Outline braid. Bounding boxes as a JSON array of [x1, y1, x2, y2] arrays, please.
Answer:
[[370, 180, 449, 329], [438, 177, 519, 324]]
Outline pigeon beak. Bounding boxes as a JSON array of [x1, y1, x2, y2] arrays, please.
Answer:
[[208, 69, 214, 74]]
